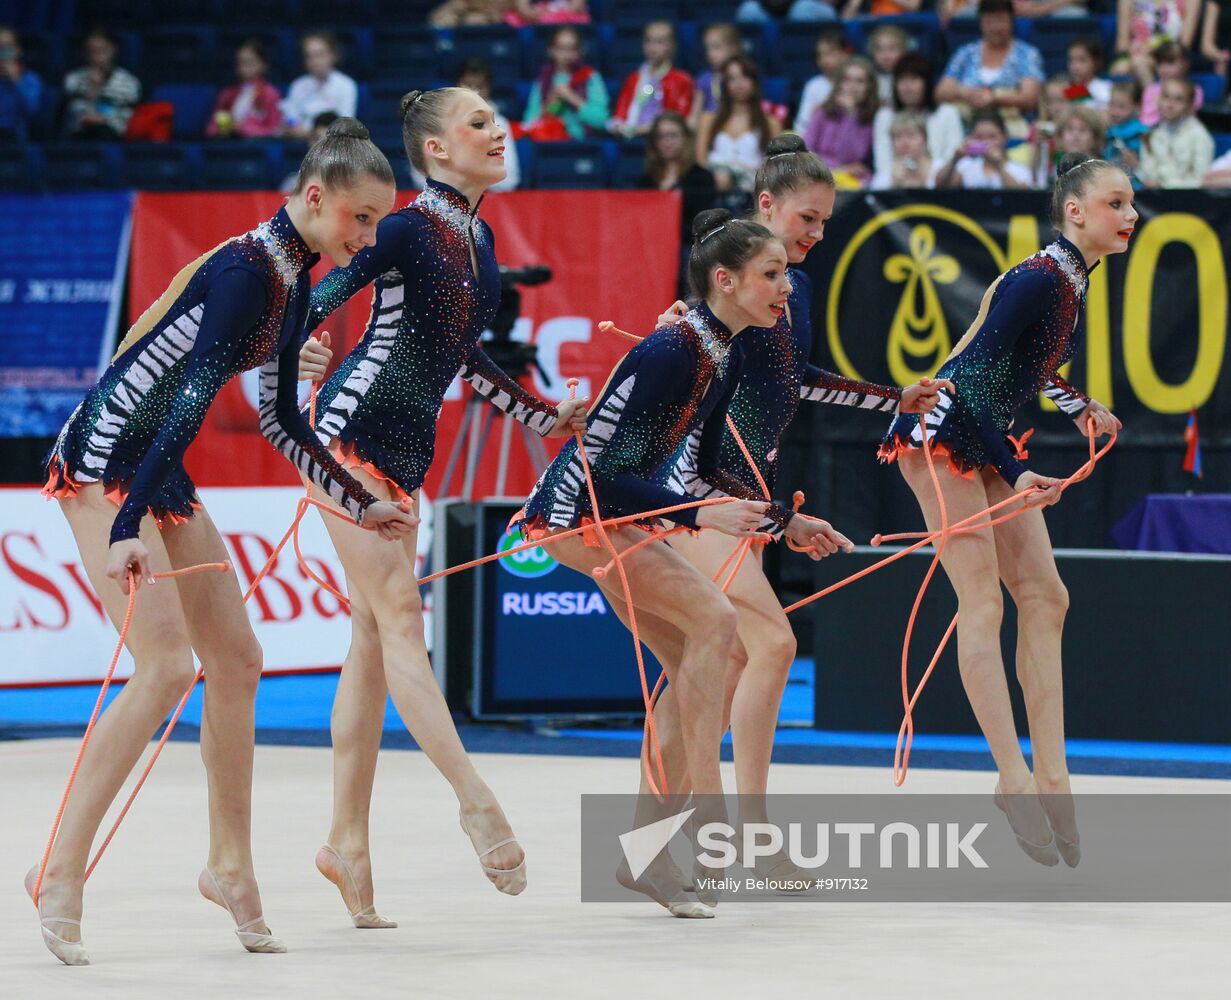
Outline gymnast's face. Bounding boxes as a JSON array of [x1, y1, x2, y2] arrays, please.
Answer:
[[427, 90, 507, 188], [757, 182, 834, 264], [713, 240, 792, 329], [304, 175, 396, 265], [1068, 168, 1137, 258]]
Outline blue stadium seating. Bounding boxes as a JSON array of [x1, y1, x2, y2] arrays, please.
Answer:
[[611, 138, 648, 189], [378, 144, 416, 189], [122, 142, 199, 191], [153, 84, 219, 139], [1193, 73, 1228, 106], [199, 141, 283, 190], [39, 143, 123, 191], [0, 144, 36, 192], [141, 27, 218, 87], [1214, 133, 1231, 159], [436, 26, 523, 83], [371, 27, 438, 81], [533, 140, 610, 188]]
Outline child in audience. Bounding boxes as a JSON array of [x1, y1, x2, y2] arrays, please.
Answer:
[[1137, 40, 1203, 126], [1141, 76, 1215, 187], [1104, 78, 1149, 185], [793, 27, 849, 133]]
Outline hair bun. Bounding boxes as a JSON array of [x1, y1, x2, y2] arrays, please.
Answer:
[[1056, 152, 1094, 179], [324, 116, 370, 141], [399, 90, 425, 122], [765, 133, 807, 158], [692, 207, 732, 243]]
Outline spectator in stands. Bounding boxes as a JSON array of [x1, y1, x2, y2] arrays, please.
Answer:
[[504, 0, 590, 25], [518, 26, 608, 140], [697, 54, 782, 194], [206, 39, 283, 139], [1199, 0, 1231, 82], [792, 27, 850, 133], [451, 58, 520, 190], [1136, 40, 1204, 126], [0, 26, 43, 142], [804, 55, 878, 186], [870, 111, 935, 189], [843, 0, 922, 17], [1011, 0, 1092, 16], [866, 23, 912, 103], [872, 52, 964, 178], [1202, 146, 1231, 186], [1116, 0, 1200, 68], [736, 0, 839, 22], [691, 23, 743, 130], [1022, 75, 1072, 178], [281, 31, 357, 138], [1104, 79, 1148, 185], [935, 0, 1043, 132], [933, 108, 1032, 188], [1141, 77, 1215, 186], [638, 111, 717, 243], [1066, 36, 1112, 109], [429, 0, 507, 27], [610, 21, 694, 138], [938, 0, 979, 22], [61, 28, 140, 140], [1034, 105, 1106, 185]]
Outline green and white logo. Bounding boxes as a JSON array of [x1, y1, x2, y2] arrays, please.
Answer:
[[497, 529, 557, 578]]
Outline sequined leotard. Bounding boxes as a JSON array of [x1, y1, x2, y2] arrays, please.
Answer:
[[669, 267, 901, 505], [518, 304, 794, 537], [880, 235, 1093, 485], [44, 208, 378, 545], [306, 179, 558, 495]]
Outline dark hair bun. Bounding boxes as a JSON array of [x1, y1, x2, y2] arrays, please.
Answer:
[[765, 133, 807, 157], [692, 207, 732, 243], [1056, 152, 1093, 179], [324, 116, 370, 141], [399, 90, 424, 122]]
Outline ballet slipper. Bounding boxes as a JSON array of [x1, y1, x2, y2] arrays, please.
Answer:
[[315, 846, 397, 928], [25, 866, 89, 966], [1036, 791, 1081, 868], [459, 809, 527, 896], [615, 858, 714, 919], [993, 781, 1060, 867], [198, 868, 286, 953]]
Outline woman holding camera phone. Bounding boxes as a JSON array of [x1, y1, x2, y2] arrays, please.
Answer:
[[934, 109, 1032, 189]]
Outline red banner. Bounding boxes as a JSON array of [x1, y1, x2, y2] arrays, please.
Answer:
[[129, 190, 681, 497]]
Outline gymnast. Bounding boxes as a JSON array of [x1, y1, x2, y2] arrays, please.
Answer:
[[30, 118, 415, 965], [880, 153, 1131, 866], [295, 87, 586, 923]]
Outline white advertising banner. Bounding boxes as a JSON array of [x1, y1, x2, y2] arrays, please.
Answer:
[[0, 487, 432, 686]]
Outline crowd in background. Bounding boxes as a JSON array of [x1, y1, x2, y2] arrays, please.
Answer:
[[2, 0, 1231, 206]]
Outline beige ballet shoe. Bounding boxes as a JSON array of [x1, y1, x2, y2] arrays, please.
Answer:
[[1037, 793, 1082, 868], [316, 846, 397, 928], [615, 858, 715, 919], [459, 810, 527, 896], [199, 868, 286, 953], [25, 867, 89, 966], [993, 782, 1061, 867]]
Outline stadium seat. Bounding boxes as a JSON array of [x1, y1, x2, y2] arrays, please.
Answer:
[[604, 22, 654, 80], [153, 84, 219, 139], [532, 140, 610, 188], [762, 75, 790, 107], [436, 26, 522, 83], [378, 144, 416, 189], [611, 138, 648, 189], [40, 143, 123, 191], [778, 28, 838, 93], [331, 27, 375, 82], [372, 27, 438, 81], [366, 81, 411, 146], [299, 0, 377, 22], [200, 141, 281, 191], [141, 27, 218, 87], [17, 32, 63, 81], [0, 145, 36, 192], [1215, 133, 1231, 159], [1193, 73, 1228, 106], [514, 137, 536, 186], [122, 142, 199, 191]]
